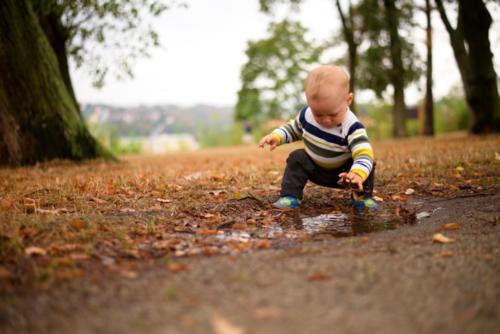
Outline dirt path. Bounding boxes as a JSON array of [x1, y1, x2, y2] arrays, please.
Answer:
[[2, 193, 498, 334]]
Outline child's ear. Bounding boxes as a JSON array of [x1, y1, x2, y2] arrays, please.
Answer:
[[347, 93, 354, 106]]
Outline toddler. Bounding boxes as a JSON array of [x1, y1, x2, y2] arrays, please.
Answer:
[[259, 65, 378, 210]]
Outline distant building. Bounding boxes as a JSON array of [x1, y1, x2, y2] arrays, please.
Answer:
[[121, 133, 199, 154]]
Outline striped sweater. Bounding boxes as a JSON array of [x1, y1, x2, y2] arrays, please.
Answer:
[[272, 106, 374, 181]]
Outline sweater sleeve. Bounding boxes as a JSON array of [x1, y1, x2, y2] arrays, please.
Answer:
[[271, 108, 304, 145], [346, 122, 374, 181]]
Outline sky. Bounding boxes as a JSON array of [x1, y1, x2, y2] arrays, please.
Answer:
[[71, 0, 500, 108]]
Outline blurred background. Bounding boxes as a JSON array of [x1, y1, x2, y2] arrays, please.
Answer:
[[67, 0, 500, 155]]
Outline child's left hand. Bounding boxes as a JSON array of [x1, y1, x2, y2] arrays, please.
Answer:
[[338, 172, 363, 191]]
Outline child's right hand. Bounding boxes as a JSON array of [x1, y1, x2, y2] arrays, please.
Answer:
[[258, 134, 280, 151]]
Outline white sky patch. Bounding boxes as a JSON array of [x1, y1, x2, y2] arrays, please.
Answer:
[[71, 0, 500, 108]]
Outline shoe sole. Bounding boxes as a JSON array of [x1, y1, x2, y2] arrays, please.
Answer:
[[272, 203, 297, 210]]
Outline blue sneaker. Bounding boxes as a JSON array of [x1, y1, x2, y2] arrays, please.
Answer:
[[273, 196, 301, 210], [351, 197, 380, 210]]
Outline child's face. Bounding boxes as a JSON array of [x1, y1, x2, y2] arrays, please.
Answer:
[[308, 91, 353, 128]]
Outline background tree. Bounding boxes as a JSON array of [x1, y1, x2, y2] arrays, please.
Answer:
[[259, 0, 363, 113], [31, 0, 176, 109], [0, 0, 113, 166], [357, 0, 421, 137], [423, 0, 434, 136], [235, 20, 323, 122], [434, 0, 499, 133]]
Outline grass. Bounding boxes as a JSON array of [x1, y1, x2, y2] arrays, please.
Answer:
[[0, 134, 498, 291]]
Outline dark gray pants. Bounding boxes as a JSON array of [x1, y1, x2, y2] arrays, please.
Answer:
[[280, 149, 375, 200]]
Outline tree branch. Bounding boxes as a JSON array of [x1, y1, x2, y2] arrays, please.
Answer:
[[434, 0, 455, 36]]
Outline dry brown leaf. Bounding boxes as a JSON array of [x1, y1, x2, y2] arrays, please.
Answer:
[[69, 219, 88, 229], [254, 239, 271, 249], [69, 253, 90, 261], [0, 198, 14, 210], [120, 208, 136, 213], [307, 271, 331, 281], [196, 229, 218, 235], [440, 250, 454, 257], [24, 203, 36, 214], [202, 246, 219, 255], [156, 198, 171, 203], [25, 246, 47, 256], [0, 266, 12, 279], [168, 262, 190, 273], [231, 223, 247, 230], [152, 240, 172, 249], [212, 314, 246, 334], [432, 233, 455, 244], [89, 196, 107, 204], [405, 188, 415, 195], [442, 223, 461, 230], [253, 306, 282, 319]]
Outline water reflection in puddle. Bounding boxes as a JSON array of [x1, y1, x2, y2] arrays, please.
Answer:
[[299, 210, 403, 238]]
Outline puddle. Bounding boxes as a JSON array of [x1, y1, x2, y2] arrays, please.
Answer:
[[301, 211, 399, 238], [163, 205, 419, 256]]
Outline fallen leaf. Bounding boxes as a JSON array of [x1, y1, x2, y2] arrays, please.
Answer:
[[201, 213, 215, 218], [208, 189, 226, 196], [0, 267, 12, 279], [254, 239, 271, 249], [89, 196, 107, 204], [156, 198, 171, 203], [432, 233, 455, 244], [167, 262, 190, 273], [0, 198, 14, 210], [253, 306, 282, 319], [405, 188, 415, 195], [231, 223, 247, 230], [442, 223, 461, 230], [69, 219, 88, 229], [373, 195, 384, 202], [495, 152, 500, 161], [202, 246, 219, 255], [24, 203, 36, 214], [440, 250, 454, 257], [212, 314, 245, 334], [455, 166, 464, 172], [69, 253, 90, 261], [184, 172, 202, 181], [120, 208, 136, 213], [25, 246, 47, 256], [152, 240, 172, 249], [307, 271, 331, 281], [196, 229, 218, 235], [118, 270, 138, 279]]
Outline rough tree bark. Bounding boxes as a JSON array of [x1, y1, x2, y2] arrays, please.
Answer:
[[37, 11, 79, 110], [435, 0, 499, 133], [0, 0, 113, 166], [424, 0, 434, 136], [335, 0, 358, 113], [384, 0, 407, 137]]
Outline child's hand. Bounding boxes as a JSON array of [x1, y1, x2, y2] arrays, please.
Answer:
[[338, 172, 363, 192], [258, 134, 280, 151]]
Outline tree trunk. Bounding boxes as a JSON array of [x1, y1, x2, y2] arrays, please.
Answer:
[[336, 0, 358, 113], [424, 0, 434, 136], [435, 0, 499, 133], [384, 0, 407, 137], [458, 0, 500, 133], [0, 0, 114, 166], [38, 12, 79, 111]]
